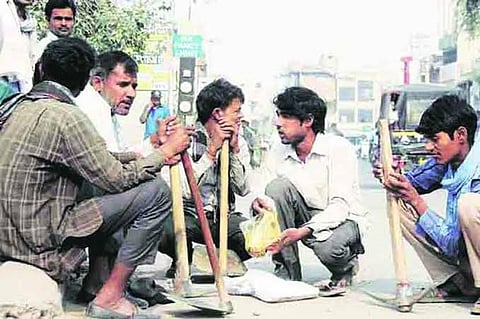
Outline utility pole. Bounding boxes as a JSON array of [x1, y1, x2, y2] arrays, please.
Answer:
[[401, 56, 413, 85]]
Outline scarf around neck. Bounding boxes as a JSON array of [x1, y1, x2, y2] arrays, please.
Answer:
[[441, 138, 480, 246], [0, 81, 76, 130]]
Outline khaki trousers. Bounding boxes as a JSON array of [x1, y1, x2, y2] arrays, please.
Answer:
[[399, 193, 480, 288]]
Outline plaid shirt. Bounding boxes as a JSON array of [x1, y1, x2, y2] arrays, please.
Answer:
[[0, 81, 165, 280]]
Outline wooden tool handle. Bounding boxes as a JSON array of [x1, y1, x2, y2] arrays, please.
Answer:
[[378, 119, 408, 285], [219, 140, 229, 276], [181, 152, 231, 304], [169, 163, 190, 294]]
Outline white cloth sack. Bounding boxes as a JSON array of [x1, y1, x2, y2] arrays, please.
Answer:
[[225, 269, 318, 303]]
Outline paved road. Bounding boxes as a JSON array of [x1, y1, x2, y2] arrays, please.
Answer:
[[65, 159, 471, 318]]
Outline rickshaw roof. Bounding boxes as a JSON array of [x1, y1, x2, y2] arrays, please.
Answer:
[[383, 83, 461, 100]]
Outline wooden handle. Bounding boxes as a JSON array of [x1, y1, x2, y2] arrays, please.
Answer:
[[219, 140, 229, 277], [378, 119, 408, 285], [169, 163, 190, 294], [181, 152, 231, 304]]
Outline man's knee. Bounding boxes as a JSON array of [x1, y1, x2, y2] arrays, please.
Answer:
[[313, 241, 350, 266], [458, 193, 480, 226], [139, 176, 171, 206], [265, 177, 294, 199]]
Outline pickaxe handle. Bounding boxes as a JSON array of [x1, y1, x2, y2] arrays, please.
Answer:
[[181, 152, 231, 306], [378, 119, 408, 286], [219, 140, 229, 276], [169, 163, 190, 295]]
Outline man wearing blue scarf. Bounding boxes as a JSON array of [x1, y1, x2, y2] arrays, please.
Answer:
[[374, 95, 480, 314]]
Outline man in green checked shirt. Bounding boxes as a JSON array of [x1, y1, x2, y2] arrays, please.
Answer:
[[0, 37, 193, 318]]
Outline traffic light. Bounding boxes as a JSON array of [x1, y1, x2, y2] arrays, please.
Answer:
[[177, 57, 196, 125]]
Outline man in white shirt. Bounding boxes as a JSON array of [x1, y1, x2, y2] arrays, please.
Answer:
[[251, 87, 368, 294], [0, 0, 36, 93], [35, 0, 76, 62], [76, 50, 139, 154], [75, 50, 150, 306]]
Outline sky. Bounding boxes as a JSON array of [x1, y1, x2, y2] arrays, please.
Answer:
[[192, 0, 441, 82]]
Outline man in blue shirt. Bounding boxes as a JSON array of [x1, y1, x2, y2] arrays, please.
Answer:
[[139, 90, 170, 139], [373, 95, 480, 314]]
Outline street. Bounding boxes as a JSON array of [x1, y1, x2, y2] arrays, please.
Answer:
[[65, 158, 471, 318]]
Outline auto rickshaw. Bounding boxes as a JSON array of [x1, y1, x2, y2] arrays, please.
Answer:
[[370, 83, 462, 171]]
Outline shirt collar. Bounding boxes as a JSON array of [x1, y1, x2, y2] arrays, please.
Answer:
[[28, 81, 76, 105], [282, 132, 328, 160]]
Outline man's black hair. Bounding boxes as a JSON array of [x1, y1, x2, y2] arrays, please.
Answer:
[[94, 51, 138, 79], [45, 0, 77, 20], [195, 78, 244, 125], [273, 86, 327, 134], [39, 37, 95, 95], [416, 95, 477, 146]]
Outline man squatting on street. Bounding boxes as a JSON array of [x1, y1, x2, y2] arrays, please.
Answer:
[[373, 95, 480, 315], [252, 87, 368, 294]]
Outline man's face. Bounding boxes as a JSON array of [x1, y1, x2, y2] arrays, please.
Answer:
[[424, 131, 462, 165], [151, 96, 161, 106], [98, 64, 137, 116], [48, 8, 75, 38], [274, 110, 308, 145], [219, 98, 243, 125]]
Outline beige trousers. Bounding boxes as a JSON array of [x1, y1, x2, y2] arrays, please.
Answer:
[[399, 193, 480, 288]]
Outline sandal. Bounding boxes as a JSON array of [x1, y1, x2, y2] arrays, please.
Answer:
[[314, 280, 347, 297], [85, 300, 157, 319], [78, 289, 150, 309], [471, 297, 480, 315]]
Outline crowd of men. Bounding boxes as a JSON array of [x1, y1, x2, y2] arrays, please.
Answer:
[[2, 0, 480, 318]]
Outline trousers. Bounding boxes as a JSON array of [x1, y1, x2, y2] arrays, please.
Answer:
[[265, 177, 364, 281]]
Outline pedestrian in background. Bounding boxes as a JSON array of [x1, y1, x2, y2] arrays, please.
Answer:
[[0, 0, 37, 93], [35, 0, 76, 62], [140, 89, 170, 139]]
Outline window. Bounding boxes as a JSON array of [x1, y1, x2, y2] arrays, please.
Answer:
[[357, 80, 374, 101], [338, 87, 355, 101], [358, 108, 373, 123], [339, 108, 355, 123]]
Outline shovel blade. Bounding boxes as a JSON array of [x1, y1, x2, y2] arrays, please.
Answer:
[[164, 293, 233, 315]]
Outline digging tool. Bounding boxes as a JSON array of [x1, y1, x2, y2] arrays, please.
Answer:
[[219, 140, 229, 276], [169, 163, 190, 296], [181, 152, 233, 314], [168, 161, 227, 315], [362, 119, 433, 312]]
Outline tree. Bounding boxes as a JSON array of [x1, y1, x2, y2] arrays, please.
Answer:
[[458, 0, 480, 36], [31, 0, 153, 54]]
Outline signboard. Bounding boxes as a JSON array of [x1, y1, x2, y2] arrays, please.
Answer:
[[135, 33, 173, 91], [137, 64, 170, 91], [173, 34, 203, 58]]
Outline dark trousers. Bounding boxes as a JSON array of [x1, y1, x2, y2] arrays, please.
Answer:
[[157, 202, 251, 265], [265, 177, 364, 281], [74, 177, 171, 292]]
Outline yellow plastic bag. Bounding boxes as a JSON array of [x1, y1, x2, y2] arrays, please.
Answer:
[[240, 209, 282, 257]]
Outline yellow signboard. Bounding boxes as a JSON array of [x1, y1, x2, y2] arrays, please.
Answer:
[[136, 33, 173, 91]]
